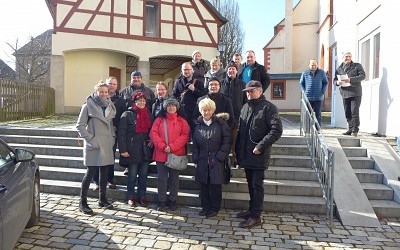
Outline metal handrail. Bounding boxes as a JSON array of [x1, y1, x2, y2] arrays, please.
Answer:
[[300, 91, 335, 225]]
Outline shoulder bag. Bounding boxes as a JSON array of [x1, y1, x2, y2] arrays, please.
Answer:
[[163, 119, 188, 170]]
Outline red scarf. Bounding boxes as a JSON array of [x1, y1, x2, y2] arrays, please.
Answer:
[[133, 105, 151, 133]]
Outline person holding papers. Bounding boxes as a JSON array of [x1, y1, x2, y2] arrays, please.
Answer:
[[334, 52, 366, 137]]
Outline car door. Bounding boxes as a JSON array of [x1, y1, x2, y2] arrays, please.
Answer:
[[0, 142, 30, 250]]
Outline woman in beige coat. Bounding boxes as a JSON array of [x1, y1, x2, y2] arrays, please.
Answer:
[[76, 82, 116, 214]]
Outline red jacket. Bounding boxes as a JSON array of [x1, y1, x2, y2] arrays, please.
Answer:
[[150, 113, 190, 162]]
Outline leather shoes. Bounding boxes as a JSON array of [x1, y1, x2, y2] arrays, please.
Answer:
[[239, 217, 262, 228], [343, 130, 352, 135], [168, 200, 177, 211], [139, 197, 148, 207], [236, 210, 251, 219], [206, 210, 218, 218], [157, 202, 166, 211], [198, 209, 208, 216]]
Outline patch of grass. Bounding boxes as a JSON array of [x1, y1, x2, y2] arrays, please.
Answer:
[[0, 114, 78, 128]]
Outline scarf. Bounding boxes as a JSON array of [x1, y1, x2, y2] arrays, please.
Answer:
[[166, 112, 178, 123], [91, 93, 111, 108], [133, 105, 151, 133]]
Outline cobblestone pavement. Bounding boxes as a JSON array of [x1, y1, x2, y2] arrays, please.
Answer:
[[15, 193, 400, 250]]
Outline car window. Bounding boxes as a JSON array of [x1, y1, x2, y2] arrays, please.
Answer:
[[0, 143, 14, 169]]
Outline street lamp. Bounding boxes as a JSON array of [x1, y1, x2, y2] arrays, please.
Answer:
[[217, 40, 226, 67]]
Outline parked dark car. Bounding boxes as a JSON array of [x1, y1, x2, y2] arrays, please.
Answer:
[[0, 139, 40, 250]]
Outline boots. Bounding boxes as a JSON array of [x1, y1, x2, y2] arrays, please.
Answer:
[[98, 196, 113, 209], [79, 198, 93, 214]]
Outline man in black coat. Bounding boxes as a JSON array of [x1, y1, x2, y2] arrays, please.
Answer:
[[192, 76, 234, 128], [235, 81, 283, 229], [334, 52, 366, 136], [173, 62, 206, 132], [220, 63, 247, 167], [120, 71, 155, 110], [239, 50, 270, 93]]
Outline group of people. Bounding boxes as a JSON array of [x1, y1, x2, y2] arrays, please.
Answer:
[[76, 49, 284, 229]]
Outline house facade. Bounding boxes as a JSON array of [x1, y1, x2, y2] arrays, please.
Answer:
[[263, 0, 323, 112], [326, 0, 400, 136], [45, 0, 226, 113]]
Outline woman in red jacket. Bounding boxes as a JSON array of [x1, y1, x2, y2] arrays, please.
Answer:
[[150, 97, 190, 211]]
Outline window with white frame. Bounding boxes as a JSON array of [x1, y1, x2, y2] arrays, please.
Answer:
[[359, 29, 380, 81]]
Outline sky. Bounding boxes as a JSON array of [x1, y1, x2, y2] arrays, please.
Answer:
[[0, 0, 299, 69]]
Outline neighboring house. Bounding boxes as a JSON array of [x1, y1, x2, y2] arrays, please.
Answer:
[[45, 0, 227, 113], [263, 0, 324, 112], [14, 29, 52, 86], [266, 0, 399, 136], [0, 59, 16, 80]]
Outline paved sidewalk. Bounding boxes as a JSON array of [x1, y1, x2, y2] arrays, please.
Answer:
[[15, 193, 400, 250]]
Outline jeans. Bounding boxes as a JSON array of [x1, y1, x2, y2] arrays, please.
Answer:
[[244, 168, 265, 219], [156, 161, 179, 202], [309, 100, 322, 129], [343, 96, 362, 132], [126, 162, 149, 199], [81, 166, 108, 199]]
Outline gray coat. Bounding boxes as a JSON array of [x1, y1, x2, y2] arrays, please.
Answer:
[[76, 96, 116, 167]]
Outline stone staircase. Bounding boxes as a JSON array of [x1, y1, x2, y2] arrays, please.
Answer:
[[0, 127, 329, 215], [339, 137, 400, 218]]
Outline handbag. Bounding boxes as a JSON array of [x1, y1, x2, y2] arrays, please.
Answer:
[[224, 157, 232, 184], [163, 119, 188, 170], [140, 134, 154, 163]]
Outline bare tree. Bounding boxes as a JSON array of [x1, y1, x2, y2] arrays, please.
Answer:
[[209, 0, 245, 67], [6, 29, 52, 85]]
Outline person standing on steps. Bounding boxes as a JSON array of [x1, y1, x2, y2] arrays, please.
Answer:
[[76, 82, 116, 214], [300, 59, 328, 130], [334, 51, 366, 137], [235, 81, 282, 228], [150, 97, 190, 211]]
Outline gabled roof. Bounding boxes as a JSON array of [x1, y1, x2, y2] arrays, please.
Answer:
[[14, 29, 52, 56], [0, 59, 16, 80]]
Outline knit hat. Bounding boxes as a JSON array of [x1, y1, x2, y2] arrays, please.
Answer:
[[192, 50, 201, 59], [227, 62, 237, 70], [131, 91, 147, 102], [163, 97, 180, 110], [131, 71, 142, 77]]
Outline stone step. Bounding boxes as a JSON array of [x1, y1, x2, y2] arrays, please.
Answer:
[[338, 138, 360, 147], [361, 183, 394, 200], [370, 200, 400, 218], [266, 166, 317, 181], [0, 134, 81, 147], [39, 166, 322, 196], [270, 155, 311, 167], [40, 179, 327, 214], [354, 169, 383, 183], [9, 143, 83, 157], [0, 127, 78, 137], [348, 157, 375, 169], [343, 147, 368, 157], [272, 144, 309, 156]]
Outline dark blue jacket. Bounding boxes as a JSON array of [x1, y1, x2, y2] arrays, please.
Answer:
[[299, 68, 328, 101]]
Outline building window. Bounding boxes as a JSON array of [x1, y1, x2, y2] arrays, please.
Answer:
[[145, 0, 159, 38], [359, 30, 380, 80], [271, 81, 286, 100]]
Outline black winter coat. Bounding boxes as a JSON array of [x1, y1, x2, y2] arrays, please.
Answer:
[[120, 83, 155, 110], [118, 108, 154, 165], [110, 91, 127, 130], [220, 76, 247, 128], [192, 115, 232, 185], [236, 96, 282, 170], [192, 92, 234, 128], [172, 76, 206, 121], [334, 61, 366, 98]]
